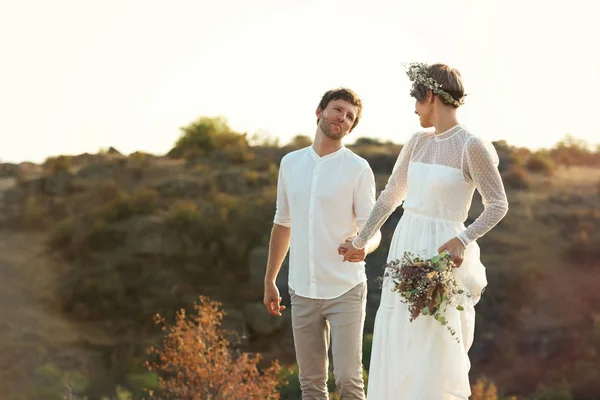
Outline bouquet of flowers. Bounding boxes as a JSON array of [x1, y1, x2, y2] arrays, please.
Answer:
[[383, 250, 469, 342]]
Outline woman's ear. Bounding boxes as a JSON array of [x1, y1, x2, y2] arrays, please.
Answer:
[[427, 89, 434, 103]]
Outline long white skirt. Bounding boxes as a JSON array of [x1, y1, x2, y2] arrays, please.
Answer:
[[366, 211, 487, 400]]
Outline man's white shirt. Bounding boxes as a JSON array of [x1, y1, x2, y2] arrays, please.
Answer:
[[274, 145, 376, 299]]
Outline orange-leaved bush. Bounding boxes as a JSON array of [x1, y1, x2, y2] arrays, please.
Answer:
[[470, 377, 518, 400], [145, 296, 283, 399]]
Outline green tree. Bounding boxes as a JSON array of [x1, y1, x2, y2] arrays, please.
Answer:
[[169, 116, 249, 160]]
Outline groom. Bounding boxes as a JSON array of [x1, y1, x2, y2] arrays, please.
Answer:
[[263, 87, 381, 399]]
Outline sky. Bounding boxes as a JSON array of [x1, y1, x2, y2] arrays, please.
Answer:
[[1, 0, 599, 163]]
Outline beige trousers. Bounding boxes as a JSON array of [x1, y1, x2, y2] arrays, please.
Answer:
[[289, 281, 367, 400]]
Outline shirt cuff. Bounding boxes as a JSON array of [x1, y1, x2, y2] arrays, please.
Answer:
[[273, 218, 291, 228]]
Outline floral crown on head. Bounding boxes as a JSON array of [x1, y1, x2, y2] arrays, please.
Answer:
[[404, 62, 465, 107]]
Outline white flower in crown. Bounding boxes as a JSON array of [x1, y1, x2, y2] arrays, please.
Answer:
[[403, 62, 465, 107]]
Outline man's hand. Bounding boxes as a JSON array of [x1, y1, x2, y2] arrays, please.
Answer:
[[337, 237, 366, 262], [437, 237, 465, 267], [263, 281, 285, 316]]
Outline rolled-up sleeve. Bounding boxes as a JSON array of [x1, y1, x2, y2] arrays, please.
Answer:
[[273, 159, 291, 227]]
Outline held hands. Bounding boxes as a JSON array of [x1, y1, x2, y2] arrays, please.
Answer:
[[337, 237, 367, 262], [438, 237, 466, 267], [263, 281, 285, 316]]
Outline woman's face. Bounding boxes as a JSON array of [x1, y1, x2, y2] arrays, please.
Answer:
[[414, 95, 434, 128]]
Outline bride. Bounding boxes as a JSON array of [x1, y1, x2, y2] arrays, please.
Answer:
[[339, 62, 509, 399]]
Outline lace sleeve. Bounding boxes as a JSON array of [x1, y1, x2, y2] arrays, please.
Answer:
[[457, 136, 509, 246], [352, 133, 420, 249]]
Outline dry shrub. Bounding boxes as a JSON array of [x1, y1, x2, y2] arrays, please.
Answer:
[[283, 134, 312, 151], [19, 194, 46, 228], [471, 377, 518, 400], [99, 188, 158, 222], [167, 200, 202, 229], [471, 378, 499, 400], [503, 166, 531, 189], [145, 296, 283, 399], [48, 217, 75, 249], [43, 155, 72, 174], [525, 153, 555, 175], [127, 151, 152, 180]]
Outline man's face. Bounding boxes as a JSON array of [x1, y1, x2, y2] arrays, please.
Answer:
[[316, 99, 358, 140]]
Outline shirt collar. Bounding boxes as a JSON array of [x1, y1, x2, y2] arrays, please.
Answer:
[[309, 145, 346, 161]]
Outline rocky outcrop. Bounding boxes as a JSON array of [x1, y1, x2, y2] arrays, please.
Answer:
[[18, 171, 74, 197], [243, 302, 285, 336], [248, 246, 289, 304]]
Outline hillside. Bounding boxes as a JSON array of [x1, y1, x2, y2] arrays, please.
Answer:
[[0, 122, 599, 399]]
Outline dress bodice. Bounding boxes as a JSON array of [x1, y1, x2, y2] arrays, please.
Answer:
[[353, 125, 508, 248]]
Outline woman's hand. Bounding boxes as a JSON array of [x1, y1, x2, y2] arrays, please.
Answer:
[[337, 238, 366, 262], [437, 237, 466, 267]]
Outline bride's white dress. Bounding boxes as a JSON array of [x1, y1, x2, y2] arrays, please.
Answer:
[[353, 125, 509, 400]]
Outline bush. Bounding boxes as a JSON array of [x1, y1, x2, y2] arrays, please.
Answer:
[[125, 372, 160, 397], [525, 153, 555, 175], [48, 217, 75, 249], [19, 195, 46, 228], [503, 166, 531, 189], [470, 378, 501, 400], [169, 116, 250, 161], [284, 134, 312, 151], [550, 134, 600, 167], [565, 237, 600, 266], [43, 155, 72, 174], [357, 151, 400, 174], [127, 151, 152, 179], [354, 137, 386, 147], [99, 188, 158, 223], [523, 384, 573, 400], [145, 296, 283, 399], [167, 200, 202, 230], [0, 162, 18, 178], [128, 151, 151, 167], [20, 363, 89, 400], [130, 188, 159, 215]]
